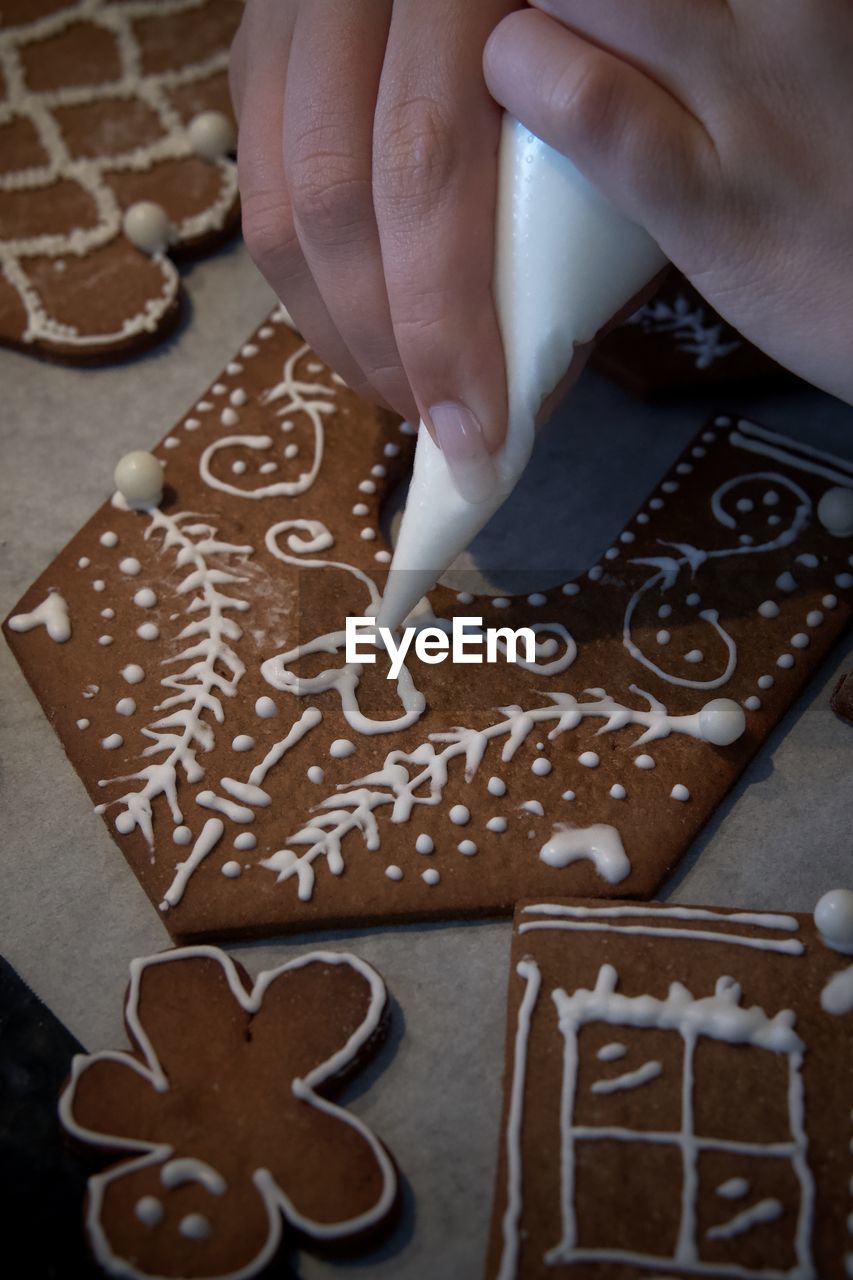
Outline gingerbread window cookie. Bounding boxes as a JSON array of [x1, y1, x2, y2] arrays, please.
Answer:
[[59, 947, 397, 1279], [488, 895, 853, 1279], [0, 0, 241, 360], [4, 311, 853, 939]]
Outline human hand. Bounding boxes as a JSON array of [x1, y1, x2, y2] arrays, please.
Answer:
[[230, 0, 517, 500], [484, 0, 853, 406]]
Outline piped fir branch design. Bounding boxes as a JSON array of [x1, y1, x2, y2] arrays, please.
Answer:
[[260, 686, 710, 900], [100, 509, 252, 845], [626, 294, 741, 369]]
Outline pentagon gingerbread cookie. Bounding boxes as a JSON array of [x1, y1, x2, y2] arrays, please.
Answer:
[[59, 946, 397, 1279], [487, 895, 853, 1279], [4, 310, 853, 939], [0, 0, 241, 360]]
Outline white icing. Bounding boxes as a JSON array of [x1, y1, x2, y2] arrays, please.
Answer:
[[777, 571, 797, 592], [627, 293, 741, 368], [656, 629, 671, 645], [591, 1059, 662, 1095], [134, 1196, 163, 1227], [134, 588, 157, 608], [231, 735, 255, 752], [820, 966, 853, 1015], [671, 784, 690, 802], [123, 201, 172, 255], [449, 805, 470, 826], [596, 1042, 626, 1062], [634, 754, 655, 769], [121, 664, 144, 684], [136, 622, 159, 641], [684, 649, 703, 664], [233, 832, 257, 852], [717, 1177, 750, 1201], [422, 868, 440, 886], [744, 696, 761, 712], [188, 109, 235, 160], [255, 696, 277, 718], [307, 765, 325, 784], [457, 840, 478, 856], [330, 739, 356, 759], [814, 889, 853, 954], [415, 834, 434, 855], [78, 557, 90, 568], [98, 634, 114, 646], [102, 733, 123, 750], [116, 698, 136, 716], [77, 718, 89, 730], [520, 800, 544, 817], [114, 453, 163, 511], [578, 751, 599, 768], [9, 589, 70, 642], [806, 611, 823, 627], [539, 824, 630, 884], [496, 960, 541, 1280], [706, 1198, 783, 1242], [120, 557, 142, 576], [179, 1213, 211, 1241], [777, 654, 795, 669], [609, 784, 626, 800], [791, 633, 809, 648], [221, 860, 242, 878], [378, 117, 665, 629], [488, 777, 507, 797], [159, 818, 223, 910], [817, 486, 853, 537], [531, 758, 552, 777], [487, 816, 508, 833], [161, 1157, 226, 1195], [385, 865, 403, 881], [100, 531, 118, 548], [520, 905, 803, 955], [758, 675, 774, 690], [173, 826, 192, 846]]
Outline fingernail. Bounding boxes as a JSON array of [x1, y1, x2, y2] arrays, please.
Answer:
[[429, 402, 498, 504]]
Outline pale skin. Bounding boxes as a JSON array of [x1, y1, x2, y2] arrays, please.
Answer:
[[231, 0, 853, 500]]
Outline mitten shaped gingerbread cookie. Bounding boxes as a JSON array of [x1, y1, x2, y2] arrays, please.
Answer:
[[59, 947, 398, 1279]]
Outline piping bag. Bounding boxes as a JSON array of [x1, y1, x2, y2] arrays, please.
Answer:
[[376, 115, 667, 632]]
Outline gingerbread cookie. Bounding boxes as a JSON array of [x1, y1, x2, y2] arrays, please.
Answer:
[[830, 671, 853, 725], [4, 311, 853, 940], [591, 275, 788, 398], [59, 946, 397, 1279], [487, 895, 853, 1279], [0, 0, 241, 360]]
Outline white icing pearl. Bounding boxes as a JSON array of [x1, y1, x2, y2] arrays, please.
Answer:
[[743, 696, 761, 712], [179, 1213, 211, 1241], [487, 776, 506, 797], [385, 864, 403, 881], [221, 861, 242, 879], [415, 834, 434, 854], [188, 109, 236, 160], [531, 758, 552, 776], [134, 587, 157, 608], [562, 790, 575, 801], [99, 530, 118, 547], [120, 557, 142, 576], [457, 840, 478, 856], [487, 816, 508, 833], [232, 735, 255, 752], [115, 697, 136, 716], [307, 764, 325, 783], [122, 201, 172, 255], [234, 832, 256, 851], [137, 622, 159, 641], [579, 751, 599, 768], [609, 784, 626, 800], [422, 868, 440, 886], [671, 783, 690, 802], [114, 451, 163, 510], [634, 754, 655, 769], [173, 826, 192, 845], [102, 733, 123, 750], [122, 664, 145, 684], [255, 696, 277, 718], [814, 889, 853, 952], [449, 804, 470, 825], [817, 486, 853, 537], [330, 738, 356, 758], [135, 1196, 163, 1227], [758, 600, 779, 619], [698, 698, 746, 746]]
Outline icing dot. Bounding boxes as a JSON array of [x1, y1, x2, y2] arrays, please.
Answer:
[[221, 860, 242, 878], [686, 593, 701, 607], [634, 754, 655, 769], [173, 827, 192, 845], [777, 653, 795, 669], [743, 696, 761, 712], [649, 498, 664, 510], [662, 481, 679, 494], [179, 1214, 211, 1241], [184, 418, 200, 431], [115, 697, 136, 716], [99, 604, 113, 618], [284, 444, 299, 460], [739, 535, 753, 546], [636, 513, 650, 524], [561, 582, 580, 596], [837, 572, 853, 589], [604, 548, 619, 560], [492, 597, 510, 608], [230, 389, 247, 407], [458, 840, 478, 856], [136, 623, 159, 641], [561, 790, 575, 801], [234, 832, 257, 851], [123, 201, 172, 254], [456, 591, 474, 605], [164, 436, 179, 449], [776, 571, 797, 592], [231, 460, 247, 475], [122, 664, 145, 684], [656, 630, 671, 645], [823, 594, 838, 609], [531, 758, 552, 776], [371, 464, 386, 477], [684, 649, 703, 664], [487, 777, 506, 797], [422, 868, 440, 886], [735, 498, 753, 513], [758, 600, 780, 619], [588, 566, 603, 581], [360, 528, 376, 541], [255, 696, 277, 718], [757, 674, 774, 690], [620, 531, 636, 543], [232, 735, 255, 752], [609, 784, 626, 800], [135, 1197, 163, 1227], [527, 592, 547, 606], [487, 816, 508, 833], [375, 550, 391, 563], [76, 718, 89, 730], [133, 587, 157, 608], [352, 503, 369, 517], [307, 765, 325, 783], [99, 530, 118, 547], [814, 889, 853, 951], [384, 442, 400, 457], [102, 733, 123, 750], [330, 738, 356, 758], [119, 557, 142, 576], [77, 556, 90, 568], [790, 633, 809, 649], [359, 479, 376, 494], [115, 811, 135, 834], [93, 580, 105, 591], [691, 447, 707, 459], [657, 605, 672, 619], [768, 514, 781, 526], [671, 784, 690, 802], [415, 834, 434, 854], [579, 751, 599, 768], [259, 462, 277, 474], [796, 553, 819, 569], [221, 407, 239, 427], [763, 490, 779, 506], [385, 865, 403, 881], [806, 611, 824, 627], [114, 451, 163, 510], [98, 634, 113, 646], [449, 804, 470, 825], [188, 109, 236, 160], [698, 698, 745, 746], [817, 486, 853, 537]]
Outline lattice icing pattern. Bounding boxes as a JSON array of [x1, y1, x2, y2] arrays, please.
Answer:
[[0, 0, 240, 357], [488, 899, 853, 1280], [4, 309, 853, 940]]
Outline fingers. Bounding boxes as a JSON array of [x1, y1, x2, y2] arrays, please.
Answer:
[[282, 0, 418, 418], [484, 9, 714, 243], [373, 0, 515, 500], [232, 0, 372, 398]]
